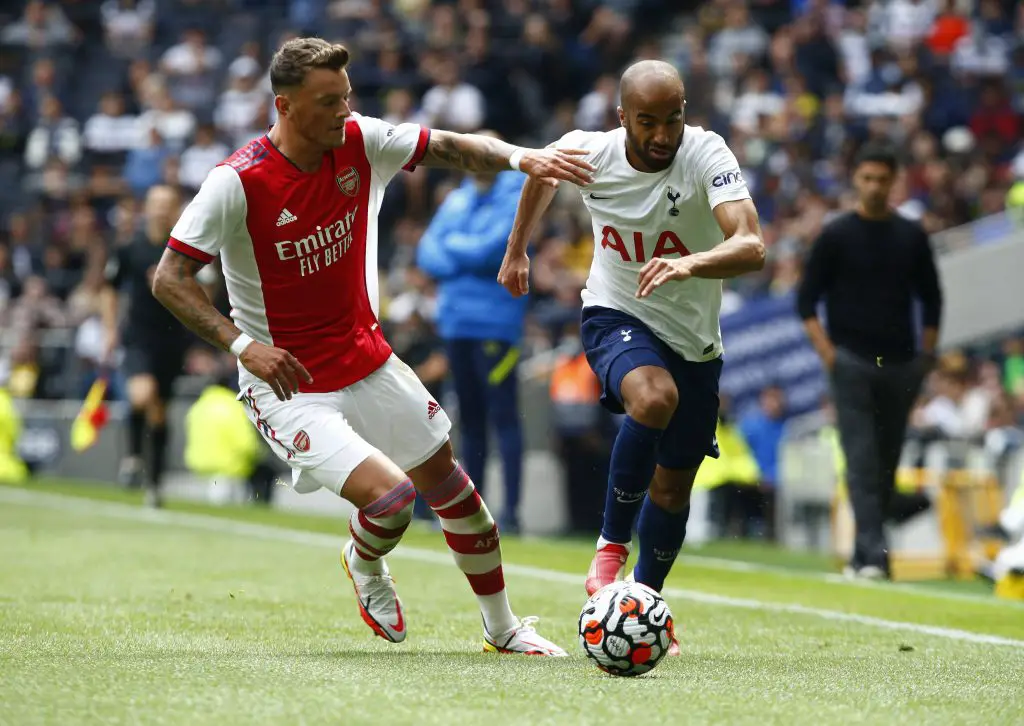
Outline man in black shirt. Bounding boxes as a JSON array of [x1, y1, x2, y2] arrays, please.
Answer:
[[797, 144, 943, 579], [102, 185, 193, 507]]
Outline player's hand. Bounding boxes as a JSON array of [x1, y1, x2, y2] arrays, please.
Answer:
[[239, 341, 313, 401], [497, 249, 531, 297], [636, 258, 694, 298], [519, 148, 595, 188]]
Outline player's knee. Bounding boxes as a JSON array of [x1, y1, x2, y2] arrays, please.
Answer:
[[127, 376, 157, 409], [625, 378, 678, 428], [359, 476, 411, 511]]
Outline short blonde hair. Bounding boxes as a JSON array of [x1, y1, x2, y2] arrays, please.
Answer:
[[269, 37, 350, 94]]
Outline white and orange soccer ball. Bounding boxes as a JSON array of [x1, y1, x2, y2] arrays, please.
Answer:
[[578, 580, 675, 677]]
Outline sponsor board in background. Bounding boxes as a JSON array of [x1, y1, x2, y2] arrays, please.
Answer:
[[719, 292, 827, 419]]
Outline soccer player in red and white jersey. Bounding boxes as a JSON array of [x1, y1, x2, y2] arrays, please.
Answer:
[[152, 38, 595, 655]]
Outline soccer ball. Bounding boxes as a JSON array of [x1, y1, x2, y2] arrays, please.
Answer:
[[578, 580, 674, 677]]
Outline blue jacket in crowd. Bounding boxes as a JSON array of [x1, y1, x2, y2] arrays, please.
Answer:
[[416, 171, 528, 344]]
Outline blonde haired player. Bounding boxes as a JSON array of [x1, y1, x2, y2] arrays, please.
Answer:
[[499, 60, 765, 654], [152, 37, 596, 655]]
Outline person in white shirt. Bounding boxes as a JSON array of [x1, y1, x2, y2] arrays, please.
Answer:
[[178, 123, 229, 192], [498, 60, 765, 656]]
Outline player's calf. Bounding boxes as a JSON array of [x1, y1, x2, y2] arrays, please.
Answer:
[[416, 461, 515, 632], [633, 467, 694, 593], [411, 446, 567, 655], [596, 366, 678, 556]]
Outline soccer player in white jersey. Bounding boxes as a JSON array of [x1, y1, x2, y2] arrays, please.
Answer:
[[499, 60, 765, 653], [151, 38, 596, 655]]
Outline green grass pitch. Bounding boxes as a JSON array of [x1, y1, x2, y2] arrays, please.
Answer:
[[1, 480, 1022, 725]]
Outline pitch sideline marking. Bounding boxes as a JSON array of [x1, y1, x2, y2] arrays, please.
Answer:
[[2, 487, 1022, 649]]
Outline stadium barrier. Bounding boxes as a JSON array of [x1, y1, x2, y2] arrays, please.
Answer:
[[780, 429, 1023, 581]]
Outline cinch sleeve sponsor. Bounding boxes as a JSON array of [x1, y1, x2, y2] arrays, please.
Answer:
[[356, 113, 431, 182], [699, 134, 752, 210], [168, 165, 246, 263]]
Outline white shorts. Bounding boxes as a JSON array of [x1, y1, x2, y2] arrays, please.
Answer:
[[238, 354, 452, 495]]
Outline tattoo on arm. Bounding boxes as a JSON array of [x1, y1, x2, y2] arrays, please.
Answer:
[[153, 249, 240, 351], [420, 130, 516, 173]]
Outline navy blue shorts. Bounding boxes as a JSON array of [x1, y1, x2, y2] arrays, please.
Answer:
[[580, 306, 723, 471]]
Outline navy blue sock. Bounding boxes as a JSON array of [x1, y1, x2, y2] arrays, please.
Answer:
[[600, 417, 663, 544], [633, 498, 689, 593]]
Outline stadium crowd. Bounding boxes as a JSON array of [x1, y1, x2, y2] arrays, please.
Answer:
[[0, 0, 1022, 523]]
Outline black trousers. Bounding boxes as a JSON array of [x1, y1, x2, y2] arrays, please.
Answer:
[[831, 348, 926, 571]]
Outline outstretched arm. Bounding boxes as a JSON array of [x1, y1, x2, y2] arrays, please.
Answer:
[[636, 199, 766, 298], [152, 249, 311, 401], [420, 130, 594, 187], [496, 176, 559, 297]]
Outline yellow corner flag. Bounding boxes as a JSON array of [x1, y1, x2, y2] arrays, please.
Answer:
[[70, 375, 110, 452]]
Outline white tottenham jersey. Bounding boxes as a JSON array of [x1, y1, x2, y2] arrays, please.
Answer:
[[554, 125, 751, 361]]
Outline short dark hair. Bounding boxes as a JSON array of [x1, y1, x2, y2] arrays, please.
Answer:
[[853, 143, 899, 174], [269, 37, 350, 94]]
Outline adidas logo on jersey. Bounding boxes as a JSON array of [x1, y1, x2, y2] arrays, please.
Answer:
[[427, 400, 441, 419], [276, 209, 298, 226]]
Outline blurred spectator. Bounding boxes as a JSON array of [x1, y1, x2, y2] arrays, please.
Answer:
[[123, 127, 170, 198], [738, 384, 787, 539], [548, 324, 612, 535], [82, 92, 140, 167], [4, 274, 66, 357], [912, 366, 990, 442], [697, 396, 763, 541], [1, 0, 76, 50], [138, 89, 196, 152], [160, 27, 222, 112], [179, 123, 228, 193], [100, 0, 155, 60], [24, 96, 80, 172], [708, 2, 769, 76], [420, 54, 485, 133], [1004, 338, 1024, 395], [575, 74, 619, 132], [0, 0, 1019, 519], [214, 60, 268, 149]]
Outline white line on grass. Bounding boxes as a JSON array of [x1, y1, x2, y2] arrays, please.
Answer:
[[676, 552, 1024, 608], [3, 487, 1023, 649]]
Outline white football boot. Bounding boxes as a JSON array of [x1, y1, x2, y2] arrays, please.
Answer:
[[341, 539, 407, 643], [483, 616, 568, 656]]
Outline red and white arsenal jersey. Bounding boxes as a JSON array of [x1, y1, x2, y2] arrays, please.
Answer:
[[168, 113, 430, 393]]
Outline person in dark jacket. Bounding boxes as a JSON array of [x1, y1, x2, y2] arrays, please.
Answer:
[[797, 143, 943, 580]]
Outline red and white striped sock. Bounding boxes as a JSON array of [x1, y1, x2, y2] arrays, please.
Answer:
[[348, 478, 416, 576], [422, 464, 517, 635]]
